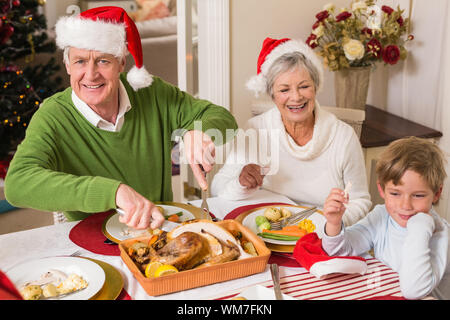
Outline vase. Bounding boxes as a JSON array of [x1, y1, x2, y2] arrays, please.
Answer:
[[334, 66, 371, 110]]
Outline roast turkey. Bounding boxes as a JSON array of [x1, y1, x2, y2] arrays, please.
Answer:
[[134, 220, 250, 271], [149, 232, 205, 270]]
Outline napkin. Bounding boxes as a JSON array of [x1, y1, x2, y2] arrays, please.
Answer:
[[0, 270, 23, 300], [293, 232, 367, 279]]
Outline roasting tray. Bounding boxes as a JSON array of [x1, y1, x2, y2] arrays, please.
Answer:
[[119, 219, 271, 296]]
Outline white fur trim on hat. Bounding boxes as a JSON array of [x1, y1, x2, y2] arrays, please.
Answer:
[[127, 65, 153, 91], [309, 258, 368, 279], [246, 39, 324, 97], [55, 16, 127, 57]]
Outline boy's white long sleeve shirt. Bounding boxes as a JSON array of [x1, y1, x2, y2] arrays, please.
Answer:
[[211, 104, 372, 226], [322, 204, 450, 300]]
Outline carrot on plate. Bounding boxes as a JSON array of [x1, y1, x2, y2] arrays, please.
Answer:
[[261, 227, 307, 238]]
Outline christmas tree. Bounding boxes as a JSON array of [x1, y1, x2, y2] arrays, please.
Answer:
[[0, 0, 63, 166]]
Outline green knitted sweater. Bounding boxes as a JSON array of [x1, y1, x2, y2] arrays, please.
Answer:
[[5, 75, 237, 221]]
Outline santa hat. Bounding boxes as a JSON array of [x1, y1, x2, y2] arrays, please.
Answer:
[[246, 37, 324, 97], [55, 6, 152, 91], [293, 233, 367, 279]]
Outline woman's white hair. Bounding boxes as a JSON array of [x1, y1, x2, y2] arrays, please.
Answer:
[[265, 51, 321, 97]]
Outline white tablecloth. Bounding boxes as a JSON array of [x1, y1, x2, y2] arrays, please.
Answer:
[[0, 189, 307, 300], [0, 189, 411, 300]]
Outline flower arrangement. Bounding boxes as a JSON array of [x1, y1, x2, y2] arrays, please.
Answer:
[[306, 0, 414, 71]]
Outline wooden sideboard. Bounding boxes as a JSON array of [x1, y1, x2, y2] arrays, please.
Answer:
[[360, 105, 443, 207]]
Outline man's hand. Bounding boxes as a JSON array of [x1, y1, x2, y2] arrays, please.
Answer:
[[239, 164, 265, 189], [323, 188, 348, 236], [115, 184, 165, 230], [183, 130, 215, 190]]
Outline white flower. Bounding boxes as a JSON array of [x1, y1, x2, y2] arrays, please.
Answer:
[[343, 39, 365, 61], [366, 5, 382, 30], [323, 3, 335, 12], [352, 1, 367, 12], [312, 24, 325, 38]]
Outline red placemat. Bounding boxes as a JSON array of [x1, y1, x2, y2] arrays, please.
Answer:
[[117, 288, 132, 300], [223, 202, 292, 220], [69, 211, 120, 256]]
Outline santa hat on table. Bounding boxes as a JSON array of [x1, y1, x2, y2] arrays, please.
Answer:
[[55, 6, 152, 91], [293, 232, 367, 279], [246, 37, 324, 97]]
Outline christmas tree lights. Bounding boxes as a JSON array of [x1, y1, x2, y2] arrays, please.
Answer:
[[0, 0, 63, 160]]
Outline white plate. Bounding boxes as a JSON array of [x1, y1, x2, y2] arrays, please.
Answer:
[[236, 285, 297, 300], [242, 206, 326, 245], [104, 204, 196, 242], [6, 256, 105, 300]]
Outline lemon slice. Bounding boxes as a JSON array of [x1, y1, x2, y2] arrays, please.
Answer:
[[145, 261, 163, 278], [154, 264, 179, 277]]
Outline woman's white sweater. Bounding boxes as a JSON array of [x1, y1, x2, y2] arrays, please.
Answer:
[[211, 104, 371, 226]]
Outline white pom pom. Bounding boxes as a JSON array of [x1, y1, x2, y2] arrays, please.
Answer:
[[245, 74, 266, 97], [127, 66, 153, 91]]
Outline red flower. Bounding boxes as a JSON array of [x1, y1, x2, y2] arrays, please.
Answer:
[[315, 10, 329, 22], [361, 27, 373, 36], [306, 34, 318, 49], [366, 38, 382, 58], [382, 45, 401, 65], [397, 16, 404, 26], [382, 5, 394, 15], [312, 20, 320, 30], [336, 11, 352, 22]]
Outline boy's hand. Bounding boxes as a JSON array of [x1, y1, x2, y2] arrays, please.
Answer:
[[323, 188, 348, 236]]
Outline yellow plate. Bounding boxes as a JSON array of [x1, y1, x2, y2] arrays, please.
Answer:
[[83, 258, 124, 300], [102, 202, 204, 244]]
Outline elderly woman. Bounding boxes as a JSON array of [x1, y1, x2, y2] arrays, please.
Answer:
[[5, 7, 237, 230], [211, 38, 371, 226]]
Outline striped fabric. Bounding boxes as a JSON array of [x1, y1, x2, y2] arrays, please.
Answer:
[[214, 258, 410, 300]]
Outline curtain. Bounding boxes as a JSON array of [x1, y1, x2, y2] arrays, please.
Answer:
[[434, 1, 450, 221], [370, 0, 450, 220]]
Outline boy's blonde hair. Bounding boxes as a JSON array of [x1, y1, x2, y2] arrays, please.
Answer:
[[376, 137, 447, 194]]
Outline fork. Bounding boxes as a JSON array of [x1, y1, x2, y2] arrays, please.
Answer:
[[69, 250, 82, 257], [270, 206, 317, 230], [200, 168, 212, 221]]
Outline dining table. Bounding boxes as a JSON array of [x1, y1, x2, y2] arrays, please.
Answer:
[[0, 189, 423, 301]]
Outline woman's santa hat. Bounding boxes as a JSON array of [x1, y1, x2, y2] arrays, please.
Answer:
[[246, 37, 324, 97], [55, 6, 152, 91], [293, 232, 367, 279]]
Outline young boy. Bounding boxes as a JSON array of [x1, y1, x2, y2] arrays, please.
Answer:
[[322, 137, 449, 300]]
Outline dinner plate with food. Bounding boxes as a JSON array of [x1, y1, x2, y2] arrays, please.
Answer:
[[102, 202, 202, 243], [242, 205, 326, 246], [6, 256, 105, 300]]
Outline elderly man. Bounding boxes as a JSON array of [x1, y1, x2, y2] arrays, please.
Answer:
[[4, 6, 237, 230]]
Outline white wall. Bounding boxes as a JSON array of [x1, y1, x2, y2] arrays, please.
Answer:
[[229, 0, 388, 127], [44, 0, 79, 31]]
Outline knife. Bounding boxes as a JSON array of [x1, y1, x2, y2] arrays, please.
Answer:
[[116, 208, 180, 232], [199, 165, 212, 221], [270, 263, 283, 300]]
